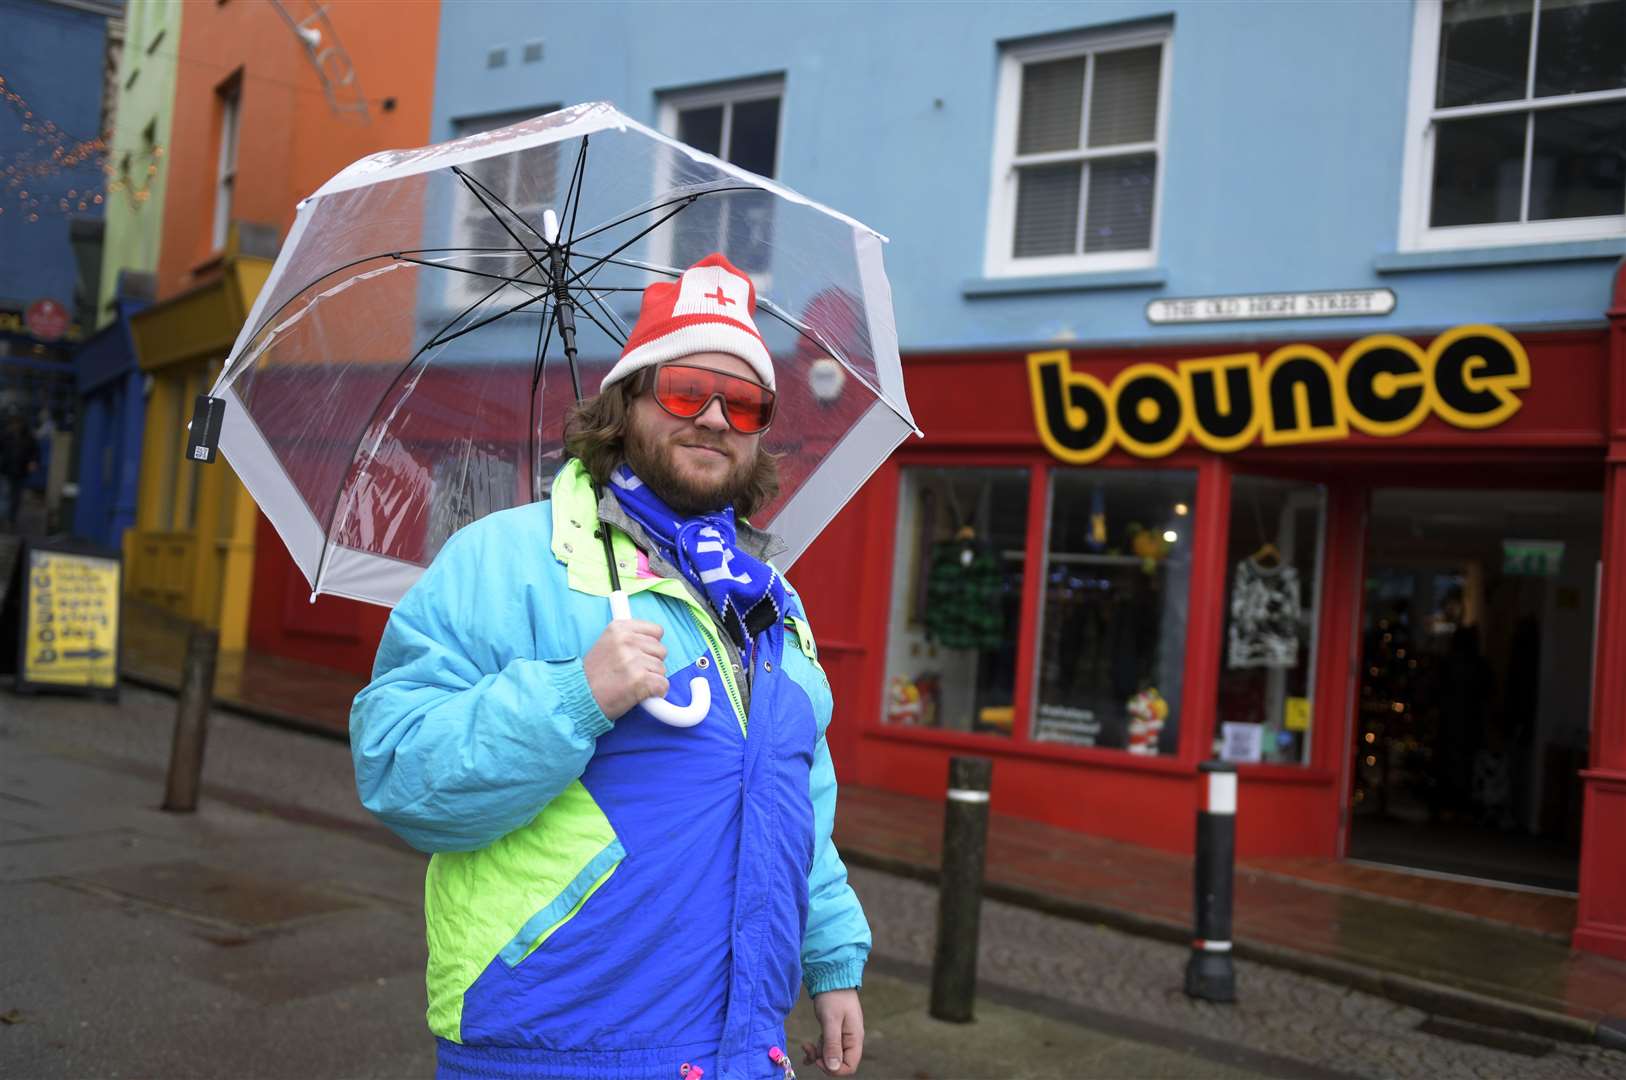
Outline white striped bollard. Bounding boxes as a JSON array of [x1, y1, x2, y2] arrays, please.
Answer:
[[1184, 760, 1237, 1002], [929, 755, 992, 1022]]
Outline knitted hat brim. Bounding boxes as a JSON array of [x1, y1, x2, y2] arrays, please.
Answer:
[[599, 319, 775, 391]]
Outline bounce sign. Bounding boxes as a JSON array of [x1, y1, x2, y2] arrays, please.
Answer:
[[1028, 324, 1530, 463]]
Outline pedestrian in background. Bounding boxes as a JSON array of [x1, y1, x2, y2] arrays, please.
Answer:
[[351, 254, 870, 1080], [0, 411, 39, 530]]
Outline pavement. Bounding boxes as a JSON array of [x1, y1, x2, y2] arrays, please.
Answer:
[[7, 686, 1626, 1079], [107, 598, 1626, 1055]]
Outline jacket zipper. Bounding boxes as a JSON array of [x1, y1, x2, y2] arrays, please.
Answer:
[[686, 605, 747, 736]]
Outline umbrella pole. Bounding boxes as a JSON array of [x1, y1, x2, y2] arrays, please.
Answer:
[[544, 210, 623, 595]]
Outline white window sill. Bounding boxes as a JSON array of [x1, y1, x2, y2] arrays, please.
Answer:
[[963, 266, 1167, 298], [1374, 238, 1626, 274]]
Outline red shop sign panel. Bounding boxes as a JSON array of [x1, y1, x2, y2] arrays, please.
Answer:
[[1028, 324, 1530, 463]]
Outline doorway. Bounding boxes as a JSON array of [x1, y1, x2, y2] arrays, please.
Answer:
[[1349, 487, 1601, 891]]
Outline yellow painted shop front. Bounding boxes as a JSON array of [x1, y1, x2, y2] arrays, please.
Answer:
[[126, 253, 270, 651]]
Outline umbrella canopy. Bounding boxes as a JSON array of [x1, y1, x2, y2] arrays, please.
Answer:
[[210, 102, 918, 608]]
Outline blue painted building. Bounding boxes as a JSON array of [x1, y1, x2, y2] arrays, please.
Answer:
[[0, 0, 119, 343], [71, 280, 146, 548], [430, 1, 1622, 349], [1, 0, 123, 535], [427, 2, 1626, 957]]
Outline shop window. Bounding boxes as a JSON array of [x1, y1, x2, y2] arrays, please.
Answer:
[[1213, 476, 1326, 765], [1034, 470, 1195, 752], [983, 23, 1169, 278], [449, 107, 563, 306], [1398, 0, 1626, 251], [658, 77, 783, 278], [883, 467, 1029, 738]]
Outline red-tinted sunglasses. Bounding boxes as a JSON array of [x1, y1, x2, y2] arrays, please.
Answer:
[[648, 363, 777, 434]]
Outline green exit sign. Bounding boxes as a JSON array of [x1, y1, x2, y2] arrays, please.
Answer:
[[1502, 539, 1564, 577]]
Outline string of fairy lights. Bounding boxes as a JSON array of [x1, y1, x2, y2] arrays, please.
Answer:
[[1, 71, 163, 222]]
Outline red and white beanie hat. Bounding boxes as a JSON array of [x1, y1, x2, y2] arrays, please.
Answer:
[[599, 253, 775, 392]]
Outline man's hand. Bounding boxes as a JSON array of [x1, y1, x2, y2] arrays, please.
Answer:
[[583, 619, 667, 719], [803, 988, 863, 1076]]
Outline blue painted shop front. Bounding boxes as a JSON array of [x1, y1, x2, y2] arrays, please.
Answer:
[[72, 294, 147, 548]]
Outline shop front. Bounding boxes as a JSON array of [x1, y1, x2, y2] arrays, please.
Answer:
[[126, 249, 270, 651], [72, 287, 149, 550], [797, 266, 1626, 959]]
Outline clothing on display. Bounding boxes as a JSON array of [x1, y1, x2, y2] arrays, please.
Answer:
[[924, 535, 1006, 651], [1227, 556, 1302, 669]]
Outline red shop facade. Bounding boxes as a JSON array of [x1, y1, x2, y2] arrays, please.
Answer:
[[796, 264, 1626, 961]]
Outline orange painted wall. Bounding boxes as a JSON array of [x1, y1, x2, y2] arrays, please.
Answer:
[[157, 0, 439, 300]]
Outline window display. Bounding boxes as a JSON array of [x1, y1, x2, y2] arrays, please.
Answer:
[[883, 467, 1030, 737], [1214, 476, 1325, 765], [1033, 470, 1196, 752]]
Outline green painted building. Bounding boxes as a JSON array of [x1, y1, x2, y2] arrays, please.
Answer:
[[95, 0, 180, 324]]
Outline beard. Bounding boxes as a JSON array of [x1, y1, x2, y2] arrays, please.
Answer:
[[624, 420, 757, 517]]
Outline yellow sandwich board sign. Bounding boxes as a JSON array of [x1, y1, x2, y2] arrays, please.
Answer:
[[17, 543, 120, 696]]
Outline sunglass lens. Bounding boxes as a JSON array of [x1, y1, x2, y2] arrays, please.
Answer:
[[655, 365, 775, 433], [723, 387, 774, 433], [656, 367, 711, 417]]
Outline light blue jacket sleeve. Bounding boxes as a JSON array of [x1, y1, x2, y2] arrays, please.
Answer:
[[349, 524, 612, 854], [801, 733, 872, 995]]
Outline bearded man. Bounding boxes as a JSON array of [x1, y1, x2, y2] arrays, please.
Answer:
[[351, 253, 870, 1080]]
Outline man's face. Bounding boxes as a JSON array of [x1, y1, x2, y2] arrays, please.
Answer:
[[625, 352, 765, 515]]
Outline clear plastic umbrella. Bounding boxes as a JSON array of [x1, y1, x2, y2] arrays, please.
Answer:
[[204, 102, 918, 609]]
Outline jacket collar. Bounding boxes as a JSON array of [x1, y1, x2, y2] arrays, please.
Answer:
[[548, 458, 787, 599]]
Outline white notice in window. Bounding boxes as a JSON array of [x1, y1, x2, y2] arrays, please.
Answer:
[[1221, 721, 1264, 764]]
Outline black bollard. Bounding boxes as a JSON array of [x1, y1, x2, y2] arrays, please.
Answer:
[[1184, 760, 1237, 1002], [929, 755, 993, 1023], [162, 626, 218, 813]]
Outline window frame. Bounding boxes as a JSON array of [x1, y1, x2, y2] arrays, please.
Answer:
[[655, 76, 786, 286], [211, 82, 241, 254], [874, 448, 1218, 767], [982, 24, 1172, 279], [656, 76, 786, 181], [445, 105, 562, 307], [1397, 0, 1626, 252]]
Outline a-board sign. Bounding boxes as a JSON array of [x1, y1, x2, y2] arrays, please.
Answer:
[[14, 541, 121, 697]]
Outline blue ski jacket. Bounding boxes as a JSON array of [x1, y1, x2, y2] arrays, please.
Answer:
[[350, 460, 871, 1080]]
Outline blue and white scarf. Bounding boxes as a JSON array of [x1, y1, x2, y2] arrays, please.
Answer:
[[610, 463, 786, 667]]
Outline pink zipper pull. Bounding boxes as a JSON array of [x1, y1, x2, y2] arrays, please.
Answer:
[[767, 1046, 797, 1080], [679, 1064, 703, 1080]]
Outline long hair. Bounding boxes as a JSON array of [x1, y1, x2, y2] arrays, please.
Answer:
[[562, 375, 781, 519]]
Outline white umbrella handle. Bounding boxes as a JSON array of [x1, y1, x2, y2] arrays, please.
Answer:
[[608, 591, 710, 727]]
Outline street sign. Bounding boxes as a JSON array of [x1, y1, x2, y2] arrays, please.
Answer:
[[1146, 288, 1395, 325], [24, 298, 70, 342], [14, 541, 121, 697]]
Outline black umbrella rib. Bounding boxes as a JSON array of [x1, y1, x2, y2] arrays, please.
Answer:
[[563, 134, 589, 251], [752, 295, 892, 404], [751, 297, 846, 361], [568, 251, 684, 281], [563, 198, 701, 292], [452, 166, 555, 294], [567, 184, 758, 247], [219, 245, 556, 385], [452, 165, 552, 252], [576, 283, 630, 341], [393, 254, 547, 295], [419, 288, 552, 355], [572, 296, 626, 348]]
